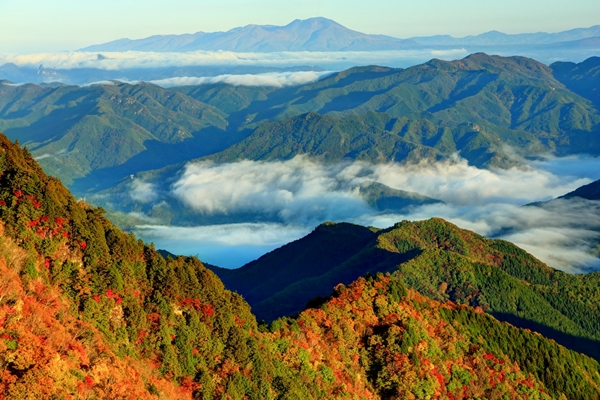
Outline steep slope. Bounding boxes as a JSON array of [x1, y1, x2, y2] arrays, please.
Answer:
[[269, 275, 600, 400], [81, 17, 416, 52], [0, 81, 229, 186], [0, 134, 308, 398], [1, 133, 599, 398], [560, 178, 600, 200], [211, 219, 600, 362]]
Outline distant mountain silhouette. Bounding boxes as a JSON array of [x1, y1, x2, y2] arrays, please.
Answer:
[[560, 179, 600, 201], [81, 18, 600, 52], [81, 17, 417, 52]]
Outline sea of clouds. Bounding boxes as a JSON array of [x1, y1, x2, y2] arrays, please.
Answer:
[[0, 49, 468, 71], [131, 155, 600, 271]]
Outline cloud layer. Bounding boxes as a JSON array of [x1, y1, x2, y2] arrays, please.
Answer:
[[131, 155, 600, 271], [146, 71, 333, 88], [0, 49, 468, 71]]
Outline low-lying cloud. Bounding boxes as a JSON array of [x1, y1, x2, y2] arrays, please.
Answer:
[[130, 155, 600, 271], [0, 49, 469, 71], [359, 199, 600, 273], [135, 223, 310, 269], [146, 71, 334, 88]]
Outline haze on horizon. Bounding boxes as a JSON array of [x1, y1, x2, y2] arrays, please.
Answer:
[[2, 0, 599, 53]]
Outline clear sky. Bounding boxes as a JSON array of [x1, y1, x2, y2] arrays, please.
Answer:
[[1, 0, 599, 53]]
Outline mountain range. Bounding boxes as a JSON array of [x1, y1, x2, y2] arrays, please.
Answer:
[[0, 133, 599, 398], [82, 17, 600, 53], [1, 53, 598, 199]]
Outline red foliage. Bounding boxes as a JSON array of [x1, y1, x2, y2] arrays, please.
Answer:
[[201, 304, 214, 317], [26, 195, 42, 208], [179, 376, 199, 394], [92, 295, 101, 303], [432, 369, 444, 386], [84, 376, 94, 389], [0, 199, 5, 206], [13, 190, 23, 198], [106, 289, 115, 298], [80, 241, 87, 250], [44, 258, 51, 269], [136, 330, 149, 345], [234, 316, 245, 328]]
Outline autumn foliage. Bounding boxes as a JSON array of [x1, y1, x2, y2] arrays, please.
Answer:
[[0, 134, 599, 399]]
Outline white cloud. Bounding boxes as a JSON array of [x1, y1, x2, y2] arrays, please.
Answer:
[[171, 157, 373, 225], [369, 155, 594, 205], [147, 71, 334, 88], [33, 148, 68, 160], [134, 223, 310, 268], [155, 155, 600, 271], [0, 49, 469, 71], [129, 179, 159, 203]]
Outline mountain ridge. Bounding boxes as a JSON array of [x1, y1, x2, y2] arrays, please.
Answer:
[[81, 17, 418, 52], [81, 17, 600, 52], [2, 54, 598, 197], [208, 217, 600, 364]]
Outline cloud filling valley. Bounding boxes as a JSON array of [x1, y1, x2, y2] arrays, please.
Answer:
[[131, 155, 600, 271]]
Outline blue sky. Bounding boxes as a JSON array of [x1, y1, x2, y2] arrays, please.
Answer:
[[1, 0, 599, 52]]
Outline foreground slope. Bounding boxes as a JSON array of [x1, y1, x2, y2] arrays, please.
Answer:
[[213, 218, 600, 362], [0, 133, 305, 398], [270, 274, 600, 399], [0, 132, 599, 399]]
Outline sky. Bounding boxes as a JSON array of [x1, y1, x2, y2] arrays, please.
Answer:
[[1, 0, 599, 53]]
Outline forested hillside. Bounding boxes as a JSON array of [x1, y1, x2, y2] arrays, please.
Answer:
[[212, 219, 600, 362], [0, 132, 599, 398], [1, 54, 599, 195]]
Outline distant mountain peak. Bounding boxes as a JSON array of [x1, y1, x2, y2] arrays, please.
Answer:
[[80, 17, 416, 52]]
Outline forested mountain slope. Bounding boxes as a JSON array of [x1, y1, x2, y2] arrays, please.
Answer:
[[0, 133, 599, 398], [211, 218, 600, 363], [0, 133, 300, 398], [1, 54, 599, 194], [201, 54, 600, 167], [0, 82, 231, 186]]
